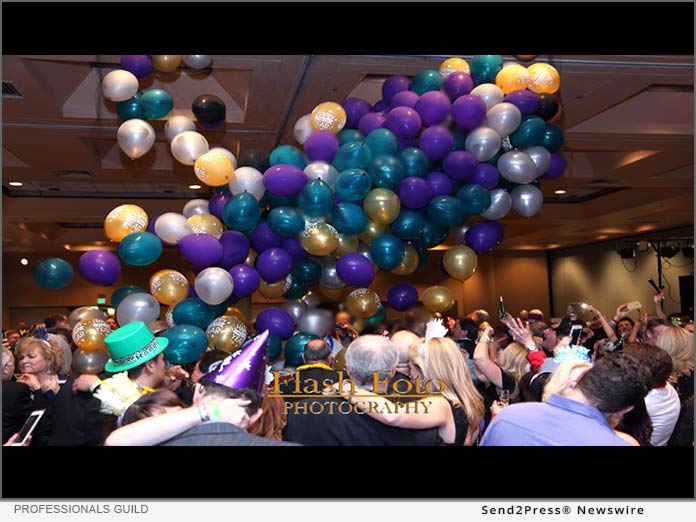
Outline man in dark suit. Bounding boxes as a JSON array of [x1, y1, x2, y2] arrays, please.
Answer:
[[3, 347, 33, 443], [277, 339, 340, 399]]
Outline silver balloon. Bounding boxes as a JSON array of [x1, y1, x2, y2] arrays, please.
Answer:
[[165, 116, 196, 142], [183, 199, 210, 218], [511, 184, 544, 218], [318, 257, 345, 290], [195, 268, 234, 305], [48, 333, 72, 373], [481, 189, 512, 220], [525, 146, 552, 176], [102, 70, 139, 102], [485, 102, 522, 138], [498, 151, 538, 184], [449, 224, 470, 245], [301, 291, 321, 309], [229, 166, 265, 201], [170, 131, 209, 166], [465, 127, 502, 162], [298, 308, 333, 337], [72, 348, 109, 375], [117, 119, 155, 159], [69, 306, 107, 328], [183, 55, 212, 69], [281, 299, 308, 325], [304, 162, 339, 191], [293, 114, 314, 145], [470, 83, 504, 111], [209, 147, 237, 169], [117, 292, 161, 326], [154, 212, 192, 245]]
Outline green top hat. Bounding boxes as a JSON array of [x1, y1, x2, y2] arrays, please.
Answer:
[[104, 321, 169, 373]]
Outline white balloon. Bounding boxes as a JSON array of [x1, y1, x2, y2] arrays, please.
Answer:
[[498, 151, 539, 184], [183, 55, 212, 69], [485, 102, 522, 138], [304, 162, 339, 190], [480, 189, 512, 221], [209, 147, 237, 169], [170, 131, 209, 165], [154, 212, 192, 244], [183, 199, 210, 218], [195, 267, 234, 305], [525, 146, 552, 176], [471, 83, 504, 111], [117, 119, 155, 159], [293, 114, 314, 145], [229, 166, 265, 201], [102, 70, 139, 102], [465, 127, 501, 162], [165, 116, 196, 142], [511, 184, 544, 218]]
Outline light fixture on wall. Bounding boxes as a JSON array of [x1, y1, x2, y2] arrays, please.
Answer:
[[617, 246, 635, 259], [682, 245, 694, 258], [659, 244, 680, 259]]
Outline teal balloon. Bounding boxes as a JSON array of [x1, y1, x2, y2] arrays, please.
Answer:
[[452, 131, 467, 151], [222, 192, 261, 231], [284, 332, 319, 367], [172, 298, 215, 330], [335, 168, 372, 201], [162, 325, 208, 365], [399, 147, 430, 178], [140, 89, 173, 119], [298, 179, 334, 218], [331, 202, 368, 235], [368, 154, 405, 189], [33, 257, 74, 289], [509, 115, 546, 149], [209, 301, 230, 318], [391, 209, 426, 241], [427, 195, 467, 228], [470, 55, 504, 82], [263, 192, 298, 208], [270, 145, 307, 169], [456, 184, 492, 215], [416, 249, 430, 271], [111, 285, 144, 308], [338, 129, 365, 145], [116, 91, 144, 120], [370, 234, 405, 270], [292, 258, 322, 286], [118, 232, 162, 266], [333, 141, 373, 172], [284, 280, 310, 299], [365, 128, 398, 157], [416, 220, 448, 249], [268, 206, 305, 237], [411, 69, 443, 95], [363, 305, 386, 326], [539, 124, 564, 152], [267, 333, 283, 361]]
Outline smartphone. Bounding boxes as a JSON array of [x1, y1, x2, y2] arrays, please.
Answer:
[[499, 296, 506, 317], [648, 278, 661, 292], [626, 301, 642, 312], [10, 409, 45, 446], [570, 324, 583, 346]]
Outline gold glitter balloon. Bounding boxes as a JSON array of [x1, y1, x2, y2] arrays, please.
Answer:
[[495, 64, 531, 94], [439, 57, 470, 77], [194, 150, 235, 187], [527, 63, 560, 94], [345, 288, 381, 319], [358, 220, 390, 245], [104, 204, 149, 242], [149, 269, 190, 306], [152, 55, 182, 73], [72, 318, 112, 353], [258, 275, 292, 299], [188, 214, 223, 239], [443, 245, 478, 282], [300, 222, 339, 256], [391, 245, 419, 276], [363, 188, 400, 225], [423, 285, 455, 314], [310, 102, 347, 134], [206, 315, 247, 353]]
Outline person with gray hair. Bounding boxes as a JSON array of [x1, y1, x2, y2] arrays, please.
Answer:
[[278, 339, 340, 399]]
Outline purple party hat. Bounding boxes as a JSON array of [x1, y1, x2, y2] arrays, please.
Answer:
[[201, 329, 269, 394]]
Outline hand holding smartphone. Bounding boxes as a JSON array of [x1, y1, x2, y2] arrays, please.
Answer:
[[10, 409, 45, 446], [569, 324, 583, 346]]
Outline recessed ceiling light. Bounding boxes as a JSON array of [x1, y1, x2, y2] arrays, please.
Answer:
[[20, 258, 29, 266], [9, 181, 23, 187], [189, 184, 202, 190], [554, 189, 567, 195]]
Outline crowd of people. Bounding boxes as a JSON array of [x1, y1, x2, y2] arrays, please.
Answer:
[[2, 292, 694, 447]]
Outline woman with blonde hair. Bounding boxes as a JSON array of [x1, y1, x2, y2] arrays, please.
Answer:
[[656, 326, 694, 401]]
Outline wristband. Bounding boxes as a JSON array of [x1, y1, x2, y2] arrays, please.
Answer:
[[198, 404, 210, 423], [89, 380, 103, 394], [479, 335, 491, 343]]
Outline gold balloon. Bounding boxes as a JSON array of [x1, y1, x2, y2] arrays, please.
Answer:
[[422, 285, 455, 314], [310, 102, 347, 134], [334, 234, 359, 257], [300, 222, 339, 256], [152, 55, 182, 73], [245, 250, 257, 266], [104, 204, 149, 242], [258, 275, 292, 299], [72, 318, 112, 353], [439, 57, 470, 77], [515, 55, 538, 62], [345, 288, 381, 319], [358, 220, 390, 245], [224, 306, 247, 322], [319, 285, 345, 302], [194, 151, 235, 187], [443, 245, 478, 282], [527, 63, 561, 94], [333, 348, 347, 371], [188, 213, 223, 238], [495, 64, 531, 94], [206, 315, 247, 353], [363, 188, 400, 225], [391, 245, 419, 276], [150, 269, 190, 306]]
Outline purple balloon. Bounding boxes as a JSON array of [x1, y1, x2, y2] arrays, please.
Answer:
[[78, 250, 121, 286], [191, 264, 208, 277], [336, 253, 375, 287], [485, 220, 505, 244], [208, 191, 233, 220], [251, 221, 283, 252], [397, 137, 418, 151], [425, 172, 453, 197], [255, 308, 295, 340], [263, 165, 308, 196], [418, 126, 454, 162], [372, 99, 389, 113], [358, 112, 386, 137], [256, 248, 293, 283], [443, 72, 474, 100], [541, 152, 566, 180], [397, 176, 433, 209], [465, 222, 500, 254], [382, 75, 410, 102], [188, 284, 199, 298], [387, 283, 419, 311], [119, 55, 152, 79], [504, 90, 541, 115], [470, 163, 500, 190], [384, 107, 422, 138], [451, 95, 487, 131], [178, 234, 224, 267], [229, 264, 260, 297], [415, 91, 452, 127], [147, 214, 159, 234], [304, 130, 340, 163], [219, 231, 251, 270], [342, 98, 373, 129], [443, 151, 477, 181], [390, 90, 419, 109], [281, 237, 308, 262]]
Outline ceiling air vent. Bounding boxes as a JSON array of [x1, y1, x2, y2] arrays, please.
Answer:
[[2, 81, 23, 98]]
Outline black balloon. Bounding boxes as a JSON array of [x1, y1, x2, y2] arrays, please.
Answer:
[[192, 94, 226, 127], [536, 93, 560, 121], [238, 149, 270, 171]]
